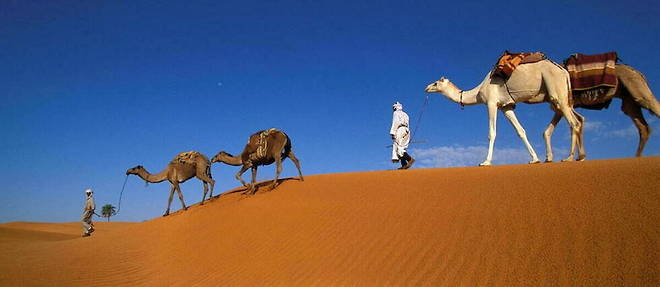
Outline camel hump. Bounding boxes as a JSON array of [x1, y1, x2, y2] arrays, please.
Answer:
[[493, 51, 547, 79], [245, 128, 284, 162], [172, 151, 205, 165]]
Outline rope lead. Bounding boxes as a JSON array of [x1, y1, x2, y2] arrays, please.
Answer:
[[115, 175, 129, 215]]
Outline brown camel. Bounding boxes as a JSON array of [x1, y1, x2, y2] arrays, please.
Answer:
[[211, 128, 303, 195], [126, 151, 215, 216], [543, 64, 660, 161]]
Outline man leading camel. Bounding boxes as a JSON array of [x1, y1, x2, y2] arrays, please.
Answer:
[[81, 189, 96, 237], [390, 102, 415, 169]]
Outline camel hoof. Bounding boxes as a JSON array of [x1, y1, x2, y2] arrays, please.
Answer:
[[577, 156, 586, 161], [529, 160, 541, 164], [561, 158, 574, 162], [479, 162, 491, 167], [163, 213, 170, 217]]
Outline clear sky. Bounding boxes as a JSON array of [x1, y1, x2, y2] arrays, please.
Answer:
[[2, 0, 659, 222]]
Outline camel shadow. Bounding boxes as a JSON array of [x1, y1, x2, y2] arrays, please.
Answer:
[[213, 177, 302, 198]]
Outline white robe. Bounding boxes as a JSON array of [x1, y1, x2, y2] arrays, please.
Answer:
[[81, 195, 95, 234], [390, 109, 410, 160]]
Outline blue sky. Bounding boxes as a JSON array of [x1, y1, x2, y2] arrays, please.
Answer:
[[1, 0, 659, 222]]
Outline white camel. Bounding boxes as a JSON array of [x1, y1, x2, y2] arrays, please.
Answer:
[[424, 59, 584, 166]]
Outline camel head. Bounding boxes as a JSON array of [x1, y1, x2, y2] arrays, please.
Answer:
[[425, 77, 451, 93], [211, 151, 243, 166], [211, 151, 230, 163], [126, 165, 145, 175]]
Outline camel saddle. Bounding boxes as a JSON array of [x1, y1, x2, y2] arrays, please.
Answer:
[[493, 51, 546, 79], [564, 52, 618, 91], [249, 128, 279, 162], [172, 151, 200, 165]]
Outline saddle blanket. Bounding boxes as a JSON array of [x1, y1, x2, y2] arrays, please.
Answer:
[[564, 52, 618, 91], [493, 51, 546, 79], [249, 128, 279, 162], [172, 151, 200, 164]]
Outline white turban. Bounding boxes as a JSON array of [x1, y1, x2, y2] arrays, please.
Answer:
[[85, 189, 93, 194], [392, 101, 403, 111]]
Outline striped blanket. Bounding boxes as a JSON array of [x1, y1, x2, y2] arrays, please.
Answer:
[[493, 51, 546, 79], [564, 52, 618, 91]]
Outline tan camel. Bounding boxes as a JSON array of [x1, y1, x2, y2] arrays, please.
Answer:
[[425, 59, 583, 166], [211, 128, 303, 195], [126, 151, 215, 216], [543, 64, 660, 161]]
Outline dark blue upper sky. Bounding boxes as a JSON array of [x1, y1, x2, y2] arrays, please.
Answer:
[[2, 0, 659, 222]]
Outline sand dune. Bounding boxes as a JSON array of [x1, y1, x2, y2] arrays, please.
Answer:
[[1, 157, 658, 286]]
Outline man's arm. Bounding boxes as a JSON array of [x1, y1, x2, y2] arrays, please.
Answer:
[[390, 112, 401, 136]]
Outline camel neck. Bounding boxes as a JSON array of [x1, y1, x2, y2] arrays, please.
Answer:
[[138, 168, 169, 183], [220, 155, 243, 166], [441, 81, 482, 106]]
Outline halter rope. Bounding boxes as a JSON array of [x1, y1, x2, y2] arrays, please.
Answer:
[[115, 174, 129, 215], [411, 94, 430, 142]]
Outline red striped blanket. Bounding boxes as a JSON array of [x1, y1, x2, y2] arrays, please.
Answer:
[[564, 52, 618, 91]]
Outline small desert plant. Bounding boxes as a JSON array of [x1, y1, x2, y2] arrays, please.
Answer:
[[101, 204, 117, 222]]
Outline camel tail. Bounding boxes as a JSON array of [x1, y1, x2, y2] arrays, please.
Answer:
[[642, 91, 660, 118], [647, 97, 660, 118], [566, 69, 574, 107], [281, 131, 293, 158], [631, 83, 660, 118], [632, 73, 660, 117]]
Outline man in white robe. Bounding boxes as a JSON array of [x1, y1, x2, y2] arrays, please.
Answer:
[[81, 189, 96, 237], [390, 102, 415, 169]]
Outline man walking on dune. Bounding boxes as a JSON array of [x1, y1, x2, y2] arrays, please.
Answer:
[[81, 189, 96, 237], [390, 101, 415, 169]]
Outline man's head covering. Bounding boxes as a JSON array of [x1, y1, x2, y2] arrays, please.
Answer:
[[85, 189, 93, 195], [392, 101, 403, 111]]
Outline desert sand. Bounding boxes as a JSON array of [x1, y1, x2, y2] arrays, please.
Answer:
[[0, 157, 658, 286]]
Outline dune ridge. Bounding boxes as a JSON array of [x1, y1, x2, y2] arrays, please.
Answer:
[[0, 157, 658, 286]]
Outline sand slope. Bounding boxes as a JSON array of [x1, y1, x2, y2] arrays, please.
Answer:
[[1, 157, 658, 286]]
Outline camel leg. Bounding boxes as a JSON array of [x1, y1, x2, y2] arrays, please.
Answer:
[[174, 182, 187, 211], [248, 166, 258, 195], [502, 106, 540, 164], [200, 182, 208, 205], [287, 151, 304, 181], [196, 172, 215, 203], [235, 165, 250, 188], [573, 110, 586, 161], [480, 102, 498, 166], [198, 165, 215, 198], [270, 157, 283, 191], [558, 107, 581, 162], [543, 74, 581, 162], [622, 96, 651, 156], [543, 111, 562, 162], [164, 184, 176, 216]]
